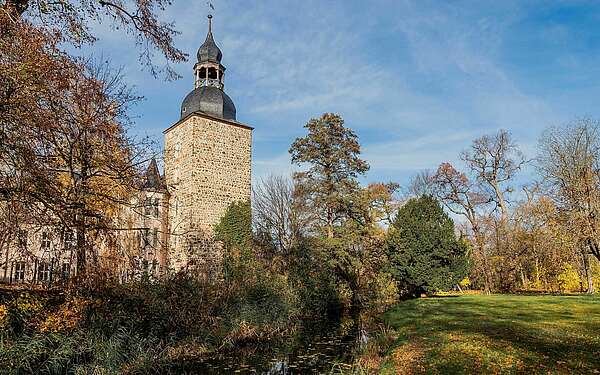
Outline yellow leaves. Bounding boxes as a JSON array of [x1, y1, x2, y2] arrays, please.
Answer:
[[0, 304, 8, 329], [38, 297, 90, 333], [459, 277, 471, 288], [14, 292, 44, 315], [557, 264, 582, 292], [390, 341, 426, 374]]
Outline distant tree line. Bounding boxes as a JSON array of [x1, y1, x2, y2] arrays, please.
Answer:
[[426, 121, 600, 294], [253, 113, 600, 305]]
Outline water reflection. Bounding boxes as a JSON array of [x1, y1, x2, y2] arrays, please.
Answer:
[[168, 317, 367, 374]]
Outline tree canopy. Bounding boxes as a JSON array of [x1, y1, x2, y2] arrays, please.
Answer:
[[289, 113, 369, 238], [1, 0, 185, 78]]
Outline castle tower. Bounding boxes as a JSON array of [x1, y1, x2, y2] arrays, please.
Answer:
[[163, 15, 252, 271]]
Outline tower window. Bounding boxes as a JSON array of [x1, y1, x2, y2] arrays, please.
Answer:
[[144, 197, 153, 216], [141, 228, 150, 248], [199, 67, 207, 79], [208, 67, 217, 79], [153, 198, 160, 218], [174, 141, 181, 158], [152, 228, 158, 247], [151, 259, 158, 276]]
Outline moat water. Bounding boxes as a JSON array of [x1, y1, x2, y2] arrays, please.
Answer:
[[165, 318, 369, 374]]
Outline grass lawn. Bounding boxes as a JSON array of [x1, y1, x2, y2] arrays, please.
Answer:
[[379, 294, 600, 374]]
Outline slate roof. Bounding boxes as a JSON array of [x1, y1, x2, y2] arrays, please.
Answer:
[[180, 85, 236, 121], [197, 15, 222, 63], [142, 158, 166, 192]]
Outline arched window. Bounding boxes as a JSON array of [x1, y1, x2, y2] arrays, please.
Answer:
[[174, 141, 181, 158], [208, 67, 217, 79]]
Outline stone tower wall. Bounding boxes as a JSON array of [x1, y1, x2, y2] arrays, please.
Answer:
[[164, 114, 252, 271]]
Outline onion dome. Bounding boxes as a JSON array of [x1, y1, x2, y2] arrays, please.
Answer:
[[197, 15, 222, 63], [180, 86, 236, 120]]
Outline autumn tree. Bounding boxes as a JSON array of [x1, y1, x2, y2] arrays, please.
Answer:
[[0, 15, 151, 276], [289, 113, 401, 310], [431, 130, 526, 292], [461, 129, 525, 219], [1, 0, 185, 78], [538, 118, 600, 293], [431, 162, 492, 292], [509, 185, 578, 291], [289, 113, 369, 239], [459, 130, 526, 291]]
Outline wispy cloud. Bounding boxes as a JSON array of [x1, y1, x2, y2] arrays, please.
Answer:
[[77, 0, 600, 185]]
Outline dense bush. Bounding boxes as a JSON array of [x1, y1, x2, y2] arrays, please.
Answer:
[[288, 239, 342, 315], [386, 195, 470, 296], [0, 271, 301, 373]]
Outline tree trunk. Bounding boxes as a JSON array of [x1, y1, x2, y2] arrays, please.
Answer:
[[327, 206, 334, 239], [534, 257, 540, 289], [520, 266, 527, 289], [75, 212, 86, 276], [2, 236, 10, 281], [474, 229, 492, 294], [588, 237, 600, 263], [582, 251, 595, 294]]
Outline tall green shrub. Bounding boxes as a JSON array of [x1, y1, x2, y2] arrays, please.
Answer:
[[386, 195, 469, 296]]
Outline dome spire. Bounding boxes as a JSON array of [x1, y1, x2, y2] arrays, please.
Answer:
[[197, 14, 222, 63], [181, 13, 236, 121], [194, 14, 225, 90]]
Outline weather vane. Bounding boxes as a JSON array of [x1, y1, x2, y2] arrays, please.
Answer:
[[207, 1, 215, 16]]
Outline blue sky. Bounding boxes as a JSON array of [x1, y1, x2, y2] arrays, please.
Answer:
[[82, 0, 600, 187]]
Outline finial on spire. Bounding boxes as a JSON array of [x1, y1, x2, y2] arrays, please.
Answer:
[[207, 1, 215, 33]]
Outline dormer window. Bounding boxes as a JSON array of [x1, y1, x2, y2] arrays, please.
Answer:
[[41, 232, 51, 250]]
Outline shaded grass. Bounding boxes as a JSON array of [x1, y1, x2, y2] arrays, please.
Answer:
[[380, 294, 600, 374]]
